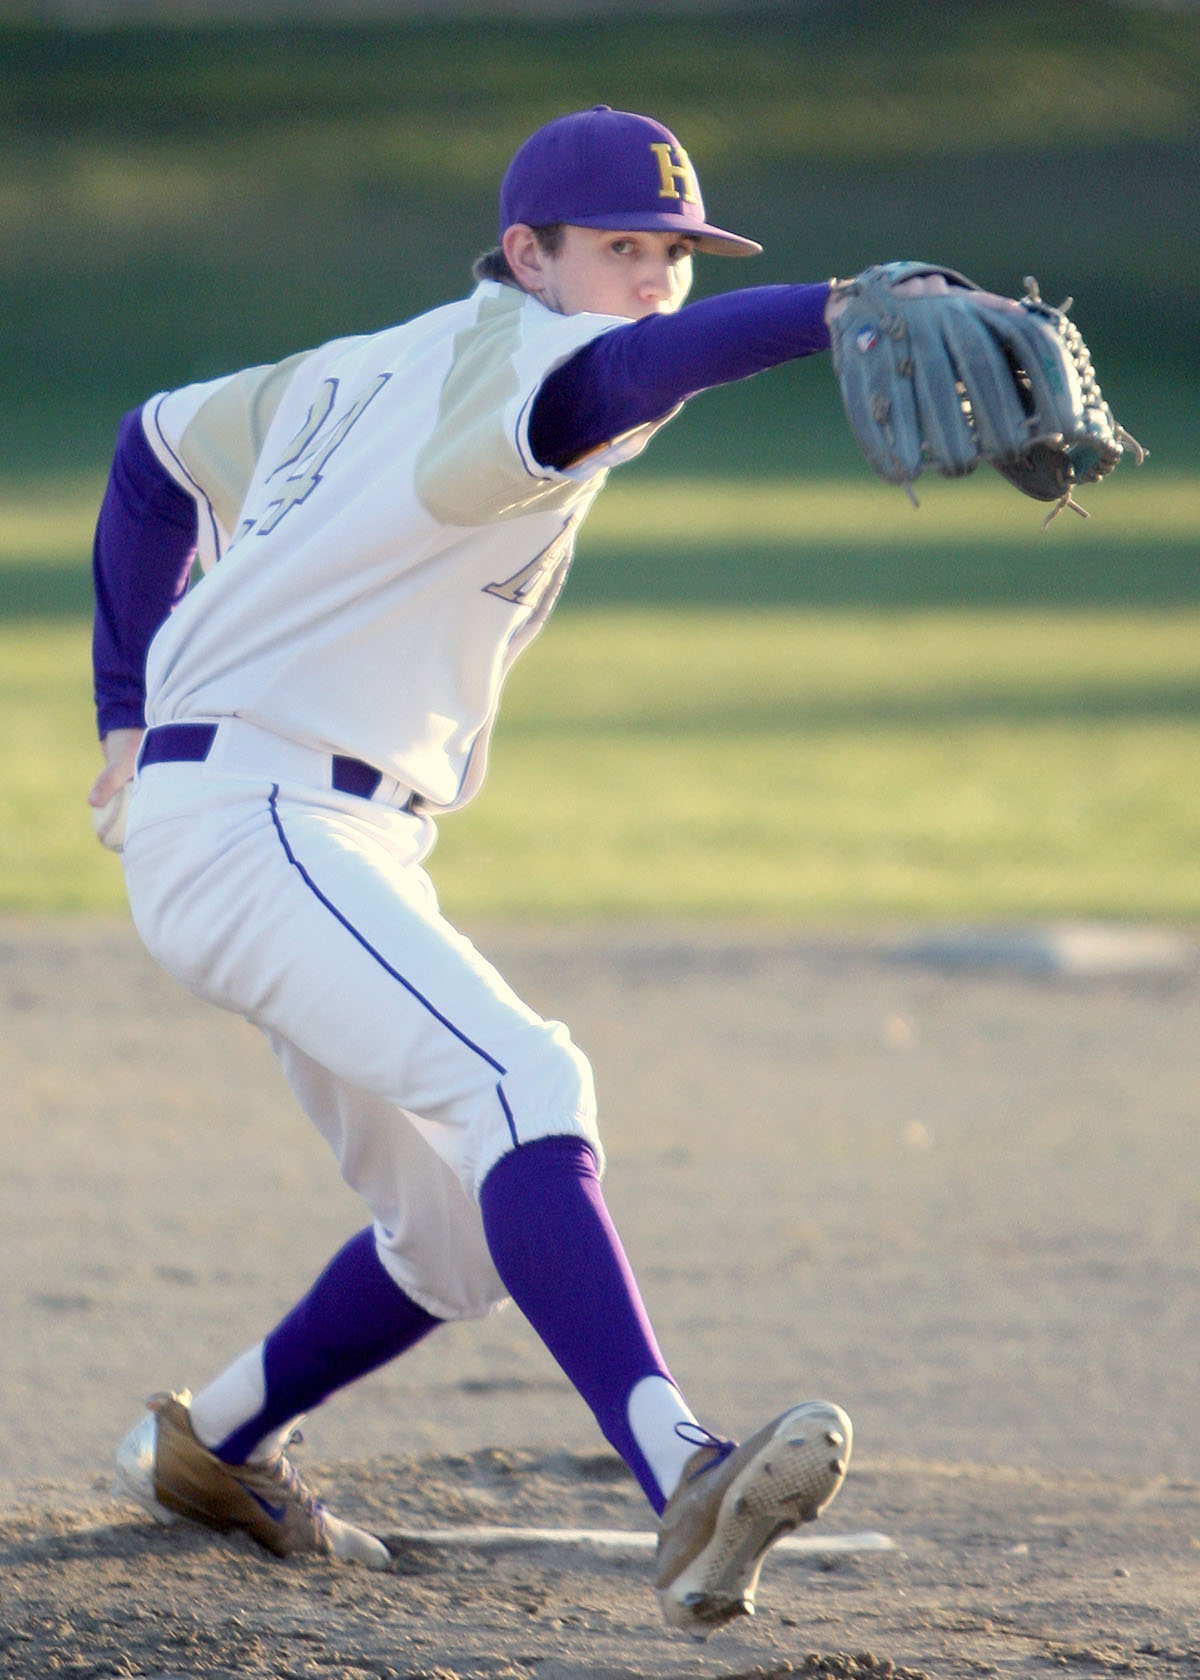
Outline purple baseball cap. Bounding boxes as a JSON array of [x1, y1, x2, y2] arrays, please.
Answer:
[[499, 105, 762, 258]]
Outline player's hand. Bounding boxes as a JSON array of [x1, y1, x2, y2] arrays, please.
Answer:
[[89, 726, 144, 810], [890, 271, 1020, 315], [88, 727, 144, 851], [825, 271, 1013, 327]]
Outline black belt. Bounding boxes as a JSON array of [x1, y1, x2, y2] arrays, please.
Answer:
[[138, 723, 384, 801]]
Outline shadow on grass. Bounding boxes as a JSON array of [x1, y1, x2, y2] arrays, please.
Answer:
[[1, 565, 94, 619], [7, 530, 1199, 623], [501, 677, 1200, 738], [569, 538, 1200, 611]]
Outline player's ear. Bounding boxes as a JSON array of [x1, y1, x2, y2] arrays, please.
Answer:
[[502, 224, 550, 292]]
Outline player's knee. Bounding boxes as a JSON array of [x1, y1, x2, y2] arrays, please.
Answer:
[[479, 1019, 602, 1186]]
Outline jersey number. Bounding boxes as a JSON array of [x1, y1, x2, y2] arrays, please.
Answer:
[[484, 518, 578, 612], [250, 373, 392, 537]]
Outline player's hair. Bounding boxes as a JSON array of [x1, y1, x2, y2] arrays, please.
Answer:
[[472, 223, 566, 285]]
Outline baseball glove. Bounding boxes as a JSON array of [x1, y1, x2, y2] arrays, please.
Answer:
[[827, 261, 1146, 525]]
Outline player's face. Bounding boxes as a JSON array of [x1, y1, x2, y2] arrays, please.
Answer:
[[529, 227, 696, 319]]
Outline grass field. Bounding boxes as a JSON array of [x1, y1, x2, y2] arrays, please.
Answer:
[[2, 6, 1196, 921], [3, 4, 1198, 476], [5, 473, 1197, 921]]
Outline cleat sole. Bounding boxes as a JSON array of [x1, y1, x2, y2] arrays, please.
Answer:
[[658, 1400, 852, 1632]]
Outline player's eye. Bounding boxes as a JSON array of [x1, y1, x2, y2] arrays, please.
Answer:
[[608, 237, 636, 256], [668, 241, 695, 264]]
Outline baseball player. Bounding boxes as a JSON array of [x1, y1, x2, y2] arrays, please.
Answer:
[[92, 106, 858, 1633]]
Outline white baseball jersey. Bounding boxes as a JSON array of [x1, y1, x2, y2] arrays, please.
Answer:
[[140, 281, 672, 812]]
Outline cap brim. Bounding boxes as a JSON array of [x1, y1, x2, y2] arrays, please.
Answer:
[[562, 211, 762, 257]]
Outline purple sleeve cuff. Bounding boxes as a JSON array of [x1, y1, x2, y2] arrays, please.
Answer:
[[529, 282, 832, 469], [92, 409, 199, 737]]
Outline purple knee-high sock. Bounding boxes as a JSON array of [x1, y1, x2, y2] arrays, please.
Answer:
[[215, 1227, 441, 1464], [479, 1134, 676, 1511]]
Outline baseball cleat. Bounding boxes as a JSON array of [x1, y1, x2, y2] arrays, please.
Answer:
[[655, 1400, 852, 1633], [114, 1389, 391, 1569]]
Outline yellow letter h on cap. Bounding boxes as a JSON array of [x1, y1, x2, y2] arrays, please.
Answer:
[[650, 143, 700, 203]]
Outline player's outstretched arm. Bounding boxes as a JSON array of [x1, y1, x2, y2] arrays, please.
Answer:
[[529, 282, 833, 469]]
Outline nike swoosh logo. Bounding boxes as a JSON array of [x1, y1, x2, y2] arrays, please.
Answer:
[[237, 1483, 288, 1524]]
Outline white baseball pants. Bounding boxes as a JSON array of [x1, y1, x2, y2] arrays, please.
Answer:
[[121, 720, 602, 1321]]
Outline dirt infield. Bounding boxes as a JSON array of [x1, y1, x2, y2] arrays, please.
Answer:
[[2, 915, 1197, 1678]]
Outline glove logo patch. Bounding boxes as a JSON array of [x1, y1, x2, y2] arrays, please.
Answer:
[[854, 327, 879, 353]]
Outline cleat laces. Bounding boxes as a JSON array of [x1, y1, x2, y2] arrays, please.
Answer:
[[674, 1421, 737, 1481], [256, 1430, 329, 1533]]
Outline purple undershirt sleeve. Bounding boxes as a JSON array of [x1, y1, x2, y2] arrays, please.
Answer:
[[528, 281, 832, 470], [92, 409, 199, 738]]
